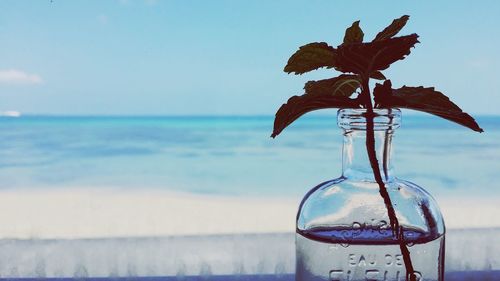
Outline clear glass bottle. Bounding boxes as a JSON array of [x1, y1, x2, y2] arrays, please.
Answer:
[[296, 108, 445, 281]]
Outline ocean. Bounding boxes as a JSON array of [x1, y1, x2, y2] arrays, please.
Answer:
[[0, 114, 498, 198]]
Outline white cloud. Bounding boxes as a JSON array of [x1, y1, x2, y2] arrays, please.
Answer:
[[0, 69, 43, 85]]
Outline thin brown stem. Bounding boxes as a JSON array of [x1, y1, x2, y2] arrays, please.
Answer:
[[360, 78, 416, 281]]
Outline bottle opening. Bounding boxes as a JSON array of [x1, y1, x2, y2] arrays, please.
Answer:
[[337, 108, 402, 131]]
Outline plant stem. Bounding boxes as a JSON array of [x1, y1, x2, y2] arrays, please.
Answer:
[[360, 78, 416, 281]]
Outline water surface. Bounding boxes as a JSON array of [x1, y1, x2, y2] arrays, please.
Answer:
[[0, 114, 498, 198]]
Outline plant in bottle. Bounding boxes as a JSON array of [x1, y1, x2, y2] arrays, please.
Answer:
[[271, 15, 482, 281]]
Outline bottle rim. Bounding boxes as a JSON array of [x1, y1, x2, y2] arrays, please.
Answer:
[[337, 108, 402, 131]]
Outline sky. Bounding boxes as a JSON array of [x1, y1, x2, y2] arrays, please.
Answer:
[[0, 0, 499, 116]]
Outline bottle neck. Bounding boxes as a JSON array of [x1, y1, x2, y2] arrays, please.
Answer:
[[342, 129, 395, 182]]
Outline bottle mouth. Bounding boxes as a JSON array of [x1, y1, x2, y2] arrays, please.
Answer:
[[337, 108, 401, 131]]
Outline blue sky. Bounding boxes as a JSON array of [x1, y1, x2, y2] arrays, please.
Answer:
[[0, 0, 498, 115]]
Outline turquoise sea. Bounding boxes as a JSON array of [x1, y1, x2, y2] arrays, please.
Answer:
[[0, 114, 498, 199]]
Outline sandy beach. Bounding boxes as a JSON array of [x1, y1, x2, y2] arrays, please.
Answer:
[[0, 187, 497, 239], [0, 188, 298, 239]]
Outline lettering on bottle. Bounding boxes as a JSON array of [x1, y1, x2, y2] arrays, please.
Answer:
[[329, 269, 422, 281], [348, 254, 402, 267], [346, 219, 391, 238], [348, 254, 378, 266], [327, 220, 423, 280], [329, 254, 422, 280]]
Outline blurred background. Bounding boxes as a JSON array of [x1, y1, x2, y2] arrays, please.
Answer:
[[0, 0, 498, 278]]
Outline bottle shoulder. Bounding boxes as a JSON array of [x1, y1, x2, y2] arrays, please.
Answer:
[[297, 177, 445, 239], [300, 177, 438, 203]]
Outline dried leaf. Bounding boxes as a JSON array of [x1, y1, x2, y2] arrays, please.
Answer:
[[373, 15, 410, 41], [304, 74, 360, 97], [284, 42, 337, 75], [374, 81, 483, 132], [343, 20, 364, 44], [271, 95, 361, 138], [336, 34, 419, 74]]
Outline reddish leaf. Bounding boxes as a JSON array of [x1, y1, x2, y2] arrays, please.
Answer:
[[284, 42, 337, 75], [343, 20, 364, 44], [373, 79, 394, 107], [370, 71, 386, 80], [374, 81, 483, 132], [271, 95, 361, 138], [335, 34, 419, 74], [304, 74, 361, 97], [373, 15, 410, 41]]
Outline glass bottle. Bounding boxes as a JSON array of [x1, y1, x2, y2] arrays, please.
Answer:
[[296, 108, 445, 281]]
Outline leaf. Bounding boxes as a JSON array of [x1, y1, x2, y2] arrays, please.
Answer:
[[343, 20, 364, 44], [373, 15, 410, 41], [370, 71, 386, 80], [335, 34, 419, 74], [284, 42, 337, 75], [374, 81, 483, 132], [271, 95, 361, 138], [304, 74, 361, 97]]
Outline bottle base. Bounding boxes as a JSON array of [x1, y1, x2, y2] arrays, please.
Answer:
[[295, 231, 445, 281]]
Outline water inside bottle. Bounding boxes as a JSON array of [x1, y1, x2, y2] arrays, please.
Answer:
[[296, 227, 445, 281]]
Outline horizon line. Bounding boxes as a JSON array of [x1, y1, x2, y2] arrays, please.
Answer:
[[2, 113, 500, 118]]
